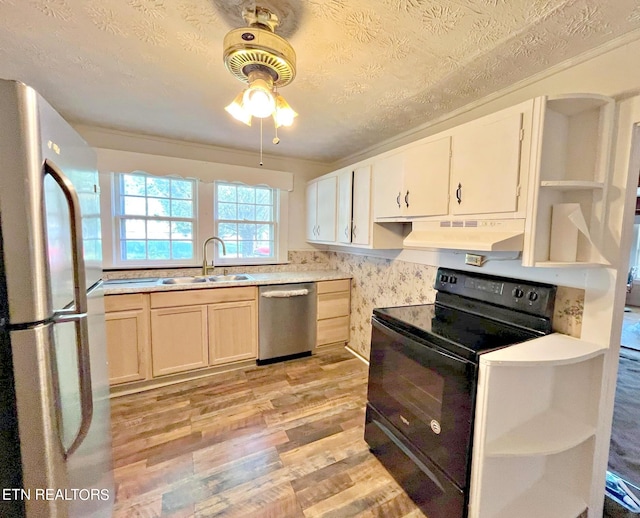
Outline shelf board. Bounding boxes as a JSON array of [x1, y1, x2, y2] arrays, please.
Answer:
[[533, 260, 610, 268], [539, 180, 604, 190], [494, 479, 587, 518], [480, 333, 605, 367], [485, 409, 595, 457]]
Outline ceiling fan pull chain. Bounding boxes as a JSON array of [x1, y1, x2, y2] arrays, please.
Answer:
[[260, 118, 263, 167]]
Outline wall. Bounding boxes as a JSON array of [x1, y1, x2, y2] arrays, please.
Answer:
[[75, 125, 329, 252]]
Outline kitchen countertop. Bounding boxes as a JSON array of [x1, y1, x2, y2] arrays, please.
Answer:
[[103, 270, 352, 295]]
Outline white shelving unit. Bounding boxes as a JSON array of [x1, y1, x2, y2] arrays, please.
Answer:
[[468, 334, 606, 518], [523, 94, 615, 267]]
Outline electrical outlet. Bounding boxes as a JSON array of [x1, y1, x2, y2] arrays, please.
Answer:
[[465, 253, 485, 267]]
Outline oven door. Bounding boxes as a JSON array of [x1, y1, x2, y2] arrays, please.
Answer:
[[367, 316, 476, 488]]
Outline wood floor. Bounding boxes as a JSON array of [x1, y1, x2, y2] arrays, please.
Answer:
[[110, 346, 427, 518]]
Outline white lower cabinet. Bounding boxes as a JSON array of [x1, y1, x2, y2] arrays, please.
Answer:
[[469, 334, 605, 518]]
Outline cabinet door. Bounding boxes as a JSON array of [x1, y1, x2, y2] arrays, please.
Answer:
[[150, 305, 209, 376], [351, 165, 371, 246], [105, 309, 149, 385], [315, 176, 337, 241], [403, 136, 451, 217], [450, 110, 523, 215], [306, 182, 318, 241], [208, 300, 257, 365], [373, 153, 404, 219], [337, 168, 353, 244]]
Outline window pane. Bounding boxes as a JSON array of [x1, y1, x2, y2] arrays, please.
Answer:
[[148, 240, 170, 260], [237, 186, 255, 204], [171, 200, 193, 218], [217, 184, 236, 202], [123, 240, 146, 260], [123, 196, 146, 216], [171, 179, 193, 199], [148, 198, 170, 217], [256, 224, 272, 240], [82, 217, 101, 240], [238, 224, 256, 241], [171, 241, 193, 259], [123, 219, 146, 239], [79, 193, 100, 214], [218, 223, 237, 239], [255, 241, 272, 257], [255, 205, 272, 222], [218, 202, 237, 220], [146, 177, 170, 198], [255, 188, 272, 205], [222, 241, 238, 259], [147, 220, 170, 239], [238, 204, 255, 221], [122, 174, 146, 196], [171, 221, 192, 239]]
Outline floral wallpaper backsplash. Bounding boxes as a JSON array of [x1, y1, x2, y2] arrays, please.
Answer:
[[324, 252, 585, 360], [104, 249, 585, 360]]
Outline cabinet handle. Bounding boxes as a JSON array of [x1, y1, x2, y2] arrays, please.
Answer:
[[456, 183, 462, 205], [405, 191, 409, 208], [316, 225, 320, 237], [352, 224, 357, 238], [344, 225, 349, 238], [396, 192, 401, 208]]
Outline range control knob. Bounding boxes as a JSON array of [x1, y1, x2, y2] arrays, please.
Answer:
[[512, 287, 524, 299], [449, 276, 457, 284], [528, 291, 539, 302], [440, 274, 449, 283]]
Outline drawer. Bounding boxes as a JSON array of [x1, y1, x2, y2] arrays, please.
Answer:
[[317, 316, 350, 346], [317, 291, 350, 320], [150, 286, 256, 309], [317, 279, 350, 294], [105, 293, 146, 312]]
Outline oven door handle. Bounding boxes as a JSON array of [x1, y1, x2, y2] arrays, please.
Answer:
[[372, 316, 473, 366], [372, 417, 445, 492]]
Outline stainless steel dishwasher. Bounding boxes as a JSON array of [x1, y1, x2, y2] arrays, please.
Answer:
[[258, 282, 317, 364]]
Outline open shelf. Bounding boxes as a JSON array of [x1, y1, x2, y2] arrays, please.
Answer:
[[493, 479, 587, 518], [540, 180, 604, 190], [480, 333, 604, 367], [486, 408, 595, 457]]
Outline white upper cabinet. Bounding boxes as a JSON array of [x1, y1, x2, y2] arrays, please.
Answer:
[[449, 106, 525, 216], [337, 167, 353, 244], [307, 175, 337, 243], [373, 136, 452, 220], [351, 166, 372, 246], [404, 136, 451, 217], [373, 153, 405, 219]]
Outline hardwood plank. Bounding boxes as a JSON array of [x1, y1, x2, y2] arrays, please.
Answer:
[[111, 347, 427, 518]]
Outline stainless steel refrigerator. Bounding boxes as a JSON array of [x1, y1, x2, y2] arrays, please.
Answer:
[[0, 79, 113, 517]]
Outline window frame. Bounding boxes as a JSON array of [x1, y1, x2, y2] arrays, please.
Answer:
[[101, 171, 289, 269], [111, 172, 198, 267], [212, 181, 279, 266]]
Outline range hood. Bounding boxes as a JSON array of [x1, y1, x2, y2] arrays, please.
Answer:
[[403, 219, 525, 252]]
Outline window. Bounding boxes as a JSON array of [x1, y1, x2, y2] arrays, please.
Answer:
[[114, 172, 196, 263], [214, 182, 277, 263]]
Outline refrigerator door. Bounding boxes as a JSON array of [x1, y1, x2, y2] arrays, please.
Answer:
[[39, 87, 102, 309], [52, 283, 113, 518]]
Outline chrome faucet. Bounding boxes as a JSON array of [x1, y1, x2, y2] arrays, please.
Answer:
[[202, 236, 226, 276]]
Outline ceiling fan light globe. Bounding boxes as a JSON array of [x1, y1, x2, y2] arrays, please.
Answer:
[[243, 80, 276, 118], [225, 93, 252, 126]]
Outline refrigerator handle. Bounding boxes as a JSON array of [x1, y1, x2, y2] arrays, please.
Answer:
[[44, 160, 93, 458]]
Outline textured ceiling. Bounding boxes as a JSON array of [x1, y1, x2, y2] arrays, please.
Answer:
[[0, 0, 639, 163]]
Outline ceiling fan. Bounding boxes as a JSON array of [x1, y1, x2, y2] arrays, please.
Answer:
[[222, 5, 298, 131]]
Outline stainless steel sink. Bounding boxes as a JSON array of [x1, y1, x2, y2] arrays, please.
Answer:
[[160, 276, 209, 284], [207, 274, 252, 282], [159, 274, 252, 284]]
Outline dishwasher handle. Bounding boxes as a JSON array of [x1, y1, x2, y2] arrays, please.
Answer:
[[261, 289, 309, 298]]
